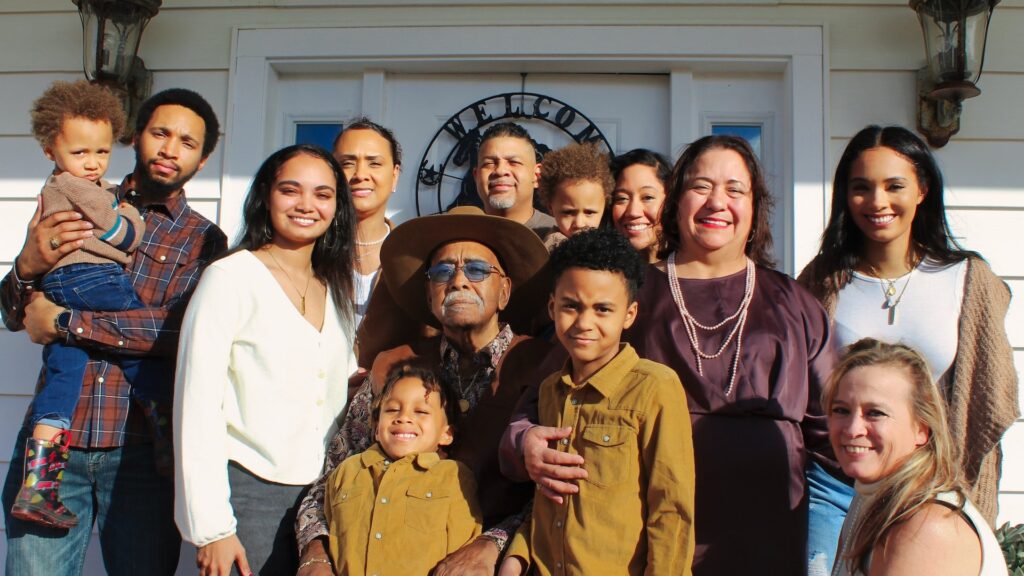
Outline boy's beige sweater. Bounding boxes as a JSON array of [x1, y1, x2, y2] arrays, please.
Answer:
[[41, 172, 144, 270]]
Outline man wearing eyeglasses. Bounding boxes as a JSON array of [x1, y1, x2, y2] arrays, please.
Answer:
[[295, 206, 557, 576]]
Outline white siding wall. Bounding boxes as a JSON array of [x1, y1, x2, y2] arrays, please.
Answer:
[[0, 1, 1021, 573]]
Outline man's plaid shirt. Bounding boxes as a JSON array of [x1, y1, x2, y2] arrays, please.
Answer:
[[1, 176, 227, 448]]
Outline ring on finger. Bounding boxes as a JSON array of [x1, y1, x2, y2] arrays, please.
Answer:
[[49, 237, 61, 251]]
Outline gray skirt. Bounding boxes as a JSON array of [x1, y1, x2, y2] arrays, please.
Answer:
[[228, 461, 310, 576]]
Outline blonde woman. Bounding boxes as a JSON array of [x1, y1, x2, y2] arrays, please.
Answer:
[[826, 338, 1007, 576]]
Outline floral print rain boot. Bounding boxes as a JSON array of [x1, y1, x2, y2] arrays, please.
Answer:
[[10, 430, 78, 529]]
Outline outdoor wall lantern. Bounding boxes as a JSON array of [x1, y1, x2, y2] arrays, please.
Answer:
[[910, 0, 999, 147], [73, 0, 162, 143]]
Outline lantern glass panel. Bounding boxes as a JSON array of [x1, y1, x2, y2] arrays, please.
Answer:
[[916, 0, 994, 86], [77, 1, 154, 84]]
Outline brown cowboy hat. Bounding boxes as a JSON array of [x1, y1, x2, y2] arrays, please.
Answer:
[[380, 206, 550, 330]]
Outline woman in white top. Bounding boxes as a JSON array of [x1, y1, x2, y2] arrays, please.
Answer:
[[331, 118, 401, 329], [174, 144, 358, 575], [826, 338, 1007, 576], [798, 125, 1017, 574]]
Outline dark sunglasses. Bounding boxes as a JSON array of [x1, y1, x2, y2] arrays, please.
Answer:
[[425, 260, 504, 283]]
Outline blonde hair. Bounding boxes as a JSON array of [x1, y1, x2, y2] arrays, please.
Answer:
[[823, 338, 966, 573]]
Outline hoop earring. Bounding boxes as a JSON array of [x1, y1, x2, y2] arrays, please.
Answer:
[[263, 227, 273, 242]]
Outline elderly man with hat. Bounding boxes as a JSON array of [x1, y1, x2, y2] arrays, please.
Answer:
[[295, 206, 554, 575]]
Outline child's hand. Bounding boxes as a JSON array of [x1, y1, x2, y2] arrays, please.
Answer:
[[497, 556, 526, 576]]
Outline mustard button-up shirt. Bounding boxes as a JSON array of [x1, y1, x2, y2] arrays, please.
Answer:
[[508, 344, 696, 575], [325, 444, 482, 575]]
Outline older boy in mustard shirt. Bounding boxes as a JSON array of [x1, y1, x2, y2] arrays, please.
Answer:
[[501, 228, 696, 576], [322, 363, 482, 575]]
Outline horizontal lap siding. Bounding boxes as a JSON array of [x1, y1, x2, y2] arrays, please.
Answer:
[[829, 67, 1024, 523], [0, 3, 1021, 572]]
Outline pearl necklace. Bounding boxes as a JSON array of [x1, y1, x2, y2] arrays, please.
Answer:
[[666, 252, 756, 396]]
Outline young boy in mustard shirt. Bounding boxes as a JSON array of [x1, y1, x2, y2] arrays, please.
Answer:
[[500, 228, 696, 576], [322, 363, 482, 575]]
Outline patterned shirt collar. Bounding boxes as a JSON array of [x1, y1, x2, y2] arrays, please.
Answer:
[[439, 323, 514, 371], [438, 323, 515, 411]]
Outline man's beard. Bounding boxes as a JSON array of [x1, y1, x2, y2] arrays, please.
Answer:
[[134, 148, 200, 197], [487, 193, 516, 210]]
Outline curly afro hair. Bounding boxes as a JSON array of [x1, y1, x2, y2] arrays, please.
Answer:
[[372, 361, 460, 429], [549, 227, 645, 301], [31, 80, 126, 149], [538, 142, 614, 207]]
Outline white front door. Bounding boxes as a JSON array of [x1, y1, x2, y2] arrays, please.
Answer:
[[225, 26, 827, 272], [270, 70, 788, 264]]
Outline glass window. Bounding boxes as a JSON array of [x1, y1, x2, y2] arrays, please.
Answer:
[[295, 123, 343, 150], [711, 124, 763, 160]]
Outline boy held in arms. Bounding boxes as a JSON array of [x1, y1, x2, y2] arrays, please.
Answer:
[[500, 228, 696, 576], [322, 363, 482, 575], [538, 142, 614, 250], [10, 80, 155, 529]]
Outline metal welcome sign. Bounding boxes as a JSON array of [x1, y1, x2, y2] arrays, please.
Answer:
[[415, 92, 613, 215]]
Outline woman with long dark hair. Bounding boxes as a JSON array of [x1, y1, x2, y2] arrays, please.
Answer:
[[624, 135, 836, 574], [174, 144, 358, 575], [609, 148, 671, 263], [799, 125, 1017, 572]]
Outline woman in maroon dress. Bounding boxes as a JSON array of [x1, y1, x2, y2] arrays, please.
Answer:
[[623, 135, 837, 574]]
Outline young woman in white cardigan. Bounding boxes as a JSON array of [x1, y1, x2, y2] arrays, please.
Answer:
[[174, 144, 358, 576]]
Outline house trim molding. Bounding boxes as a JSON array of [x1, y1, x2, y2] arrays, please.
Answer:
[[224, 24, 828, 271]]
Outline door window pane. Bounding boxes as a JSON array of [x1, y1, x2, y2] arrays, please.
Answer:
[[711, 124, 762, 160], [295, 123, 343, 150]]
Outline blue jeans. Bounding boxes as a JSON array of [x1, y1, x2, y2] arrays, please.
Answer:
[[2, 426, 181, 575], [807, 460, 855, 576], [34, 263, 151, 429]]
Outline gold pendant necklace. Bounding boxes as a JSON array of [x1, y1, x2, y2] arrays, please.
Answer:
[[454, 367, 485, 414], [266, 248, 313, 315], [867, 264, 916, 326]]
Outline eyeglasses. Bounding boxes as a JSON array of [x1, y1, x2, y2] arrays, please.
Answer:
[[425, 260, 505, 283]]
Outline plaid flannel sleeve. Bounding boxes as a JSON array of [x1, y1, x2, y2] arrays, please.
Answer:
[[0, 265, 33, 331], [67, 222, 226, 356]]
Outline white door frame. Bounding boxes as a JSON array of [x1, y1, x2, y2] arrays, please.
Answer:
[[223, 24, 829, 273]]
